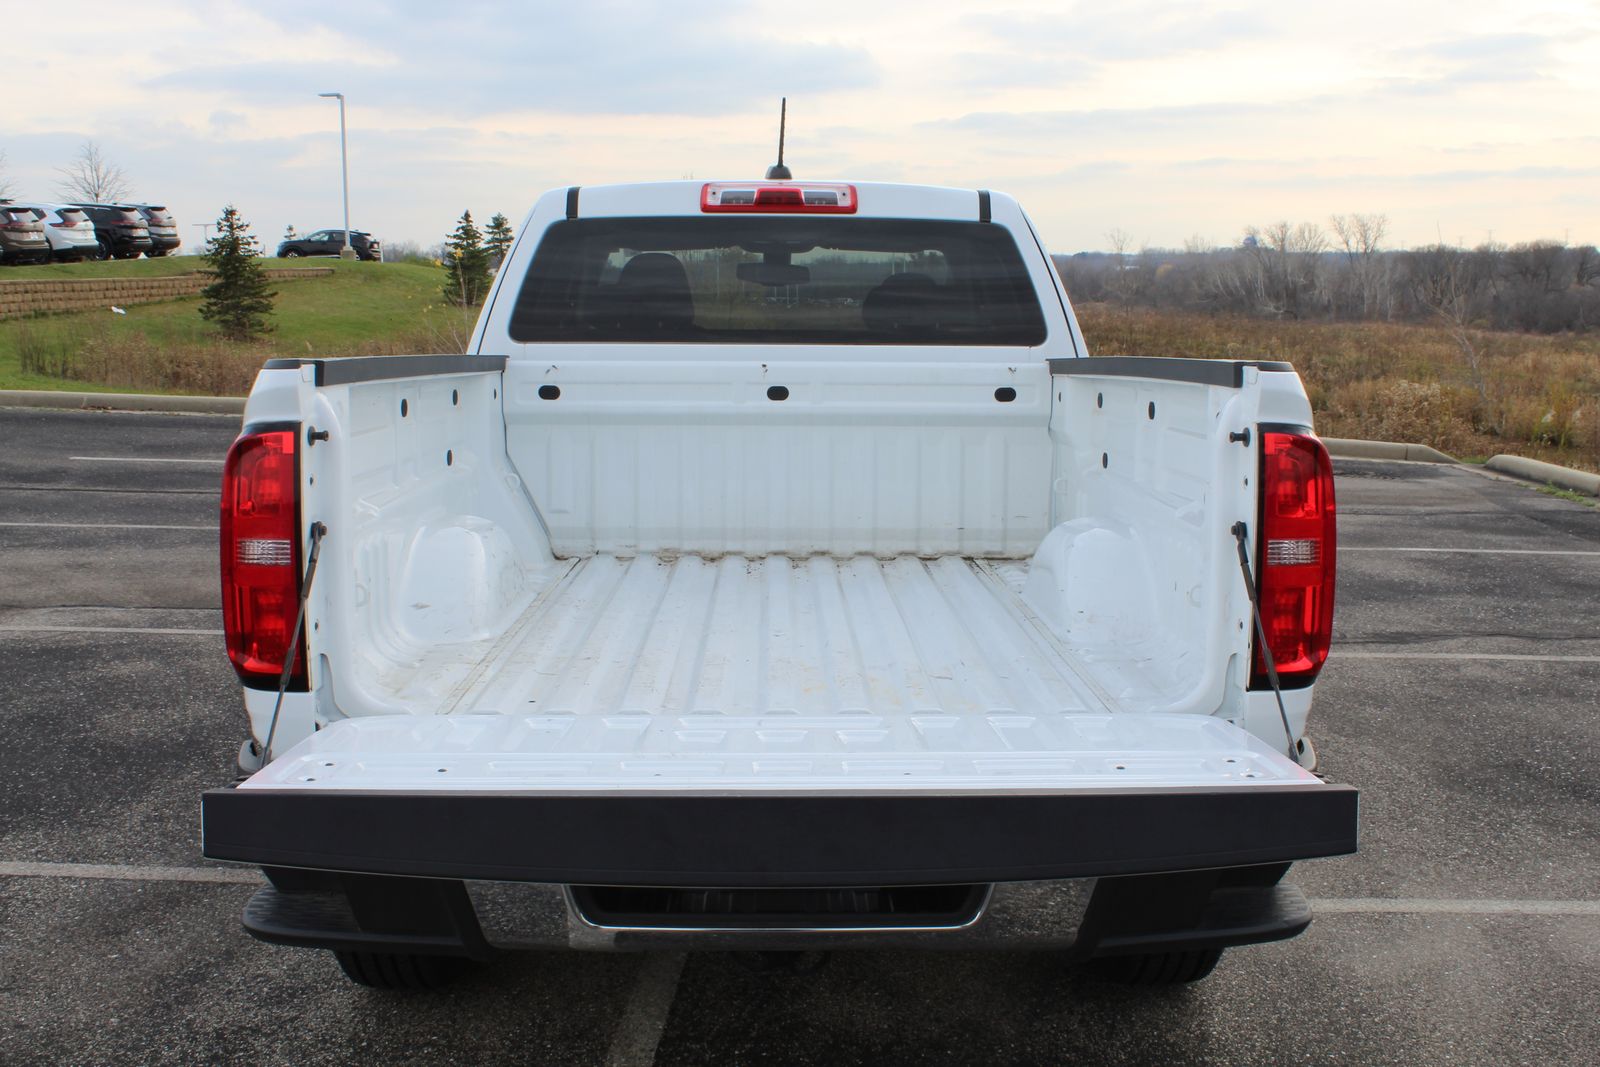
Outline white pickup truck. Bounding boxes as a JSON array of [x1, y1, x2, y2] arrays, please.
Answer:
[[202, 179, 1356, 990]]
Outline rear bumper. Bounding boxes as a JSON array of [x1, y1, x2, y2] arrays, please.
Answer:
[[0, 243, 51, 263], [239, 869, 1314, 958], [202, 783, 1357, 887], [102, 236, 153, 254]]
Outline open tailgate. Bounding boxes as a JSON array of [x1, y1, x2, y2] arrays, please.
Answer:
[[203, 712, 1356, 886]]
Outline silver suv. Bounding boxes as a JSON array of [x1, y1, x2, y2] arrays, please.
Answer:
[[0, 201, 52, 265]]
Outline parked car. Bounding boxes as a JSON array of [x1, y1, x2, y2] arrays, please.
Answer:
[[6, 203, 101, 262], [0, 200, 53, 265], [205, 179, 1356, 992], [130, 204, 180, 256], [70, 203, 153, 260], [277, 228, 381, 261]]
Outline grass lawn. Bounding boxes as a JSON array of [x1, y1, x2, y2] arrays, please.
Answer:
[[4, 261, 1597, 475], [0, 256, 459, 394], [0, 254, 218, 280], [1074, 302, 1600, 473]]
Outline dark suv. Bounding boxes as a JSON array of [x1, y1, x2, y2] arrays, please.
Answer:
[[277, 229, 381, 261], [0, 201, 52, 265], [130, 204, 180, 256], [71, 203, 154, 260]]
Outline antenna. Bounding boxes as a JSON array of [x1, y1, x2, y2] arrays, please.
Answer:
[[766, 98, 792, 180]]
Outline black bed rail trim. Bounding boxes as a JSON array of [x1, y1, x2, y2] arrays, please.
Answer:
[[262, 353, 507, 387], [1048, 356, 1296, 389], [202, 783, 1357, 888]]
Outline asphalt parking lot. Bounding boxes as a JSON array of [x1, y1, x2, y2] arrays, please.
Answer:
[[2, 406, 1598, 1066]]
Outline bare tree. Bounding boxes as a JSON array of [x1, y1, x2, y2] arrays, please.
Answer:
[[1574, 245, 1600, 289], [1104, 228, 1137, 350], [56, 140, 131, 203], [0, 150, 13, 198], [1503, 240, 1566, 294], [1330, 213, 1389, 318], [1404, 244, 1492, 407], [1241, 221, 1327, 319]]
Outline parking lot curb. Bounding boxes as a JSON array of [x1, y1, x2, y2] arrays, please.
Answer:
[[1485, 454, 1600, 498], [0, 389, 244, 416], [1321, 438, 1456, 463]]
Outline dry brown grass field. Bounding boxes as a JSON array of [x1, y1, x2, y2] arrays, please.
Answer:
[[8, 272, 1597, 476], [1074, 302, 1600, 473]]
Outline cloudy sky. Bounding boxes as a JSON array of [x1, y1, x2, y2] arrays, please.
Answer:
[[4, 0, 1595, 254]]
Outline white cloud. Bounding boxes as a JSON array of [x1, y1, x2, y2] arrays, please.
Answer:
[[0, 0, 1594, 251]]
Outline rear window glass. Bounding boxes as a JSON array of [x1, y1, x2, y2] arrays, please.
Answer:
[[508, 217, 1046, 346], [3, 209, 37, 222]]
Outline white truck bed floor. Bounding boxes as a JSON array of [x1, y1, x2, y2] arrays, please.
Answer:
[[260, 555, 1319, 792], [449, 553, 1106, 720]]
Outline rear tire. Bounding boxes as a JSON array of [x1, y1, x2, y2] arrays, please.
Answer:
[[1088, 948, 1223, 986], [283, 248, 302, 258], [333, 950, 465, 990]]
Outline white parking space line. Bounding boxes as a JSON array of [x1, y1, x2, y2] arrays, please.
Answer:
[[4, 863, 1598, 921], [0, 626, 224, 636], [1339, 652, 1600, 663], [606, 951, 687, 1067], [0, 484, 218, 496], [69, 455, 224, 466], [0, 522, 218, 531], [1343, 547, 1600, 557], [0, 861, 261, 885], [1312, 897, 1600, 917]]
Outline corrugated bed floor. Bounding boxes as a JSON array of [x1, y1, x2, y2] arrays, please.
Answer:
[[443, 554, 1106, 719], [261, 553, 1316, 790]]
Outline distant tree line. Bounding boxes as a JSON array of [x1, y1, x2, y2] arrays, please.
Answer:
[[1057, 215, 1600, 334]]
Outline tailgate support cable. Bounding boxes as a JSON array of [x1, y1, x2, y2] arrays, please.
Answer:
[[262, 521, 328, 765], [1230, 521, 1300, 762]]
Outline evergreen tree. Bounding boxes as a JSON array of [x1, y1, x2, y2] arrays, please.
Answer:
[[442, 210, 491, 305], [484, 212, 514, 268], [199, 205, 275, 341]]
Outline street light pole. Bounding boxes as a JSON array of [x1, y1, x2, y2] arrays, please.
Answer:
[[317, 92, 353, 259]]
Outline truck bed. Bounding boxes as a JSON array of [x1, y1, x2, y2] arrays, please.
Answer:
[[218, 551, 1343, 886], [448, 553, 1105, 719], [253, 552, 1313, 793]]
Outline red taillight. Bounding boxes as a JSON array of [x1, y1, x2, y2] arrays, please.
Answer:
[[220, 428, 305, 689], [1252, 431, 1337, 688], [701, 182, 858, 213]]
